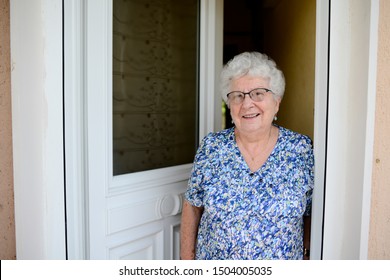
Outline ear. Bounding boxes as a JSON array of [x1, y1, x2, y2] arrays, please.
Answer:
[[274, 97, 281, 115]]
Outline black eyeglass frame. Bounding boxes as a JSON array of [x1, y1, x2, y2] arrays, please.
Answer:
[[226, 88, 274, 104]]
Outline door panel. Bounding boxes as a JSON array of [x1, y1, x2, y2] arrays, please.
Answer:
[[105, 179, 187, 259], [84, 0, 198, 259], [65, 0, 222, 259]]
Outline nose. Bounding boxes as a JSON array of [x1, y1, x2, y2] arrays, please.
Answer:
[[241, 93, 254, 108]]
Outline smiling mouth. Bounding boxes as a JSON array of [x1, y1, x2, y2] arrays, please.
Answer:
[[242, 113, 260, 119]]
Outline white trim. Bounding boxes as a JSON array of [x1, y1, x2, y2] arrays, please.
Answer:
[[84, 0, 112, 259], [360, 0, 379, 260], [10, 0, 66, 259], [213, 0, 224, 132], [323, 0, 378, 259], [64, 0, 88, 259], [198, 0, 224, 139], [311, 0, 329, 260], [110, 164, 193, 196], [323, 0, 354, 259]]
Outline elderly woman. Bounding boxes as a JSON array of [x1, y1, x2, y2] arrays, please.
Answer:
[[180, 52, 314, 260]]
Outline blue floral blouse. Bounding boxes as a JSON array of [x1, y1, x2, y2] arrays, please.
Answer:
[[185, 126, 314, 260]]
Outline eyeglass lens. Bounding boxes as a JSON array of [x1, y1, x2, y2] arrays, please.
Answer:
[[227, 88, 270, 104]]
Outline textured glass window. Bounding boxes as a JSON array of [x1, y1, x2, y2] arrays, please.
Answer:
[[113, 0, 199, 175]]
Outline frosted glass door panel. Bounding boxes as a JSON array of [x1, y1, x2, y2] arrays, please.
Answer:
[[113, 0, 199, 175]]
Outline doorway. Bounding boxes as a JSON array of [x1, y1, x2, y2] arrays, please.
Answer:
[[64, 0, 323, 260], [222, 0, 322, 258], [223, 0, 316, 141]]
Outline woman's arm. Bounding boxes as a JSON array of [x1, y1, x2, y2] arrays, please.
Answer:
[[180, 200, 204, 260], [303, 216, 311, 260]]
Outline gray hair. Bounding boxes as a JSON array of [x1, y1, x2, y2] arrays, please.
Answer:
[[220, 52, 285, 104]]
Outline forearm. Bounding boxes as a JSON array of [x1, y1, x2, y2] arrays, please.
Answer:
[[180, 200, 203, 260], [303, 216, 311, 259]]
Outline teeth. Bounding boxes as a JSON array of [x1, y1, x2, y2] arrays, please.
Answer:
[[243, 113, 259, 118]]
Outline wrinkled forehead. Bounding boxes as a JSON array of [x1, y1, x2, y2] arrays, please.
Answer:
[[230, 75, 270, 91]]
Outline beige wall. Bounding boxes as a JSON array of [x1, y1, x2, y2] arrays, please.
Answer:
[[0, 0, 16, 260], [264, 0, 316, 140], [369, 0, 390, 260]]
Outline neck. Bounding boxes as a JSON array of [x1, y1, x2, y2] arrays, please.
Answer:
[[235, 125, 274, 146], [234, 125, 277, 170]]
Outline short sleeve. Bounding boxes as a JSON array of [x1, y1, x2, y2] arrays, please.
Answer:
[[184, 134, 211, 207]]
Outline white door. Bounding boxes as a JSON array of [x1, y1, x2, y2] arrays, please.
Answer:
[[65, 0, 223, 259]]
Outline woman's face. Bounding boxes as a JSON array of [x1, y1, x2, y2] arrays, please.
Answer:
[[229, 75, 281, 134]]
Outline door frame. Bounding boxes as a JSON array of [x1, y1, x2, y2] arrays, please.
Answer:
[[10, 0, 378, 259], [10, 0, 66, 259], [320, 0, 379, 259], [311, 0, 329, 260]]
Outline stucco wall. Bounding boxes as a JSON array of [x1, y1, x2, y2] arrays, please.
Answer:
[[0, 0, 16, 260], [369, 0, 390, 260]]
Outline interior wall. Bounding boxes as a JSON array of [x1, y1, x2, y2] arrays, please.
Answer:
[[0, 0, 16, 260], [369, 0, 390, 260], [264, 0, 316, 140], [222, 0, 265, 128], [222, 0, 316, 139]]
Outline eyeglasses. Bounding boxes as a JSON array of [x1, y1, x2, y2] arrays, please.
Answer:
[[227, 88, 273, 105]]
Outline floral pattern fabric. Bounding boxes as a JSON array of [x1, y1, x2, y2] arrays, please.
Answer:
[[185, 126, 314, 260]]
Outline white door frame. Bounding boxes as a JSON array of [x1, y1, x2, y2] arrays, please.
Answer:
[[10, 0, 66, 259], [10, 0, 378, 259], [320, 0, 379, 259], [310, 0, 329, 260]]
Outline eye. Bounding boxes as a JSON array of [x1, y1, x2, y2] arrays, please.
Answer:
[[252, 89, 265, 97], [229, 92, 244, 102]]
